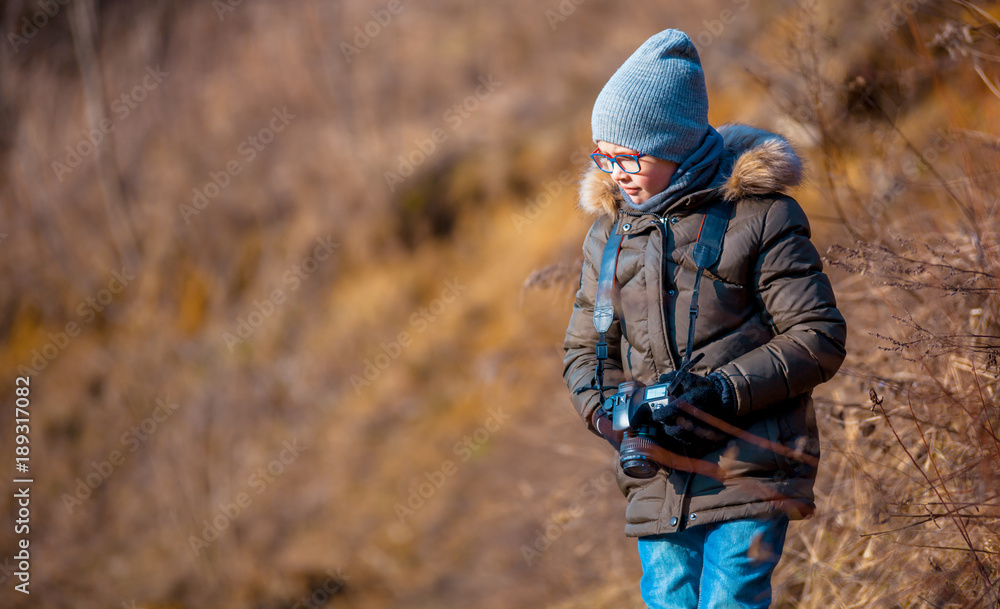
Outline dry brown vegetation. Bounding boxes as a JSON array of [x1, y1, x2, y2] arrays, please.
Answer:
[[0, 0, 998, 607]]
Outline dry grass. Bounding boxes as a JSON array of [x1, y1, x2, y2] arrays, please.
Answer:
[[755, 2, 1000, 607], [1, 0, 998, 608]]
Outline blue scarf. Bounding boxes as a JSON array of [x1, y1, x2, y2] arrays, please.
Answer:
[[621, 126, 727, 215]]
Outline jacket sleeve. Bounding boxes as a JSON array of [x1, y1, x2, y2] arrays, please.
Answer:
[[563, 217, 627, 433], [716, 197, 847, 415]]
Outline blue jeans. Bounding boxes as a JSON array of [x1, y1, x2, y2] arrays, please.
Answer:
[[637, 515, 789, 609]]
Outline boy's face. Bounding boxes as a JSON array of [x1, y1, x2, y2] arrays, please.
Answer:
[[596, 141, 679, 205]]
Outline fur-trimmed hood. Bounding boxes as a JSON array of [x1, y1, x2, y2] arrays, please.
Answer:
[[579, 123, 804, 218]]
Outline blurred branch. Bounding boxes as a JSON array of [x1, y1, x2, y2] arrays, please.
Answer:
[[973, 62, 1000, 99], [858, 88, 980, 240], [69, 0, 139, 270], [796, 2, 863, 243], [971, 362, 1000, 462], [827, 241, 999, 294], [890, 541, 1000, 554], [951, 0, 1000, 30], [901, 385, 996, 589]]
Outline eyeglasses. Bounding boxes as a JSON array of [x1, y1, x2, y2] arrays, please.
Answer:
[[591, 148, 644, 174]]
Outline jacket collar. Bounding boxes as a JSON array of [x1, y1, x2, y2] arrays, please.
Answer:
[[579, 123, 804, 220]]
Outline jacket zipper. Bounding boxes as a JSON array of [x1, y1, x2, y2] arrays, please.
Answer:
[[615, 210, 681, 374]]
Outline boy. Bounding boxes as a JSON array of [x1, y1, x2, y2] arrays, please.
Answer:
[[563, 29, 846, 608]]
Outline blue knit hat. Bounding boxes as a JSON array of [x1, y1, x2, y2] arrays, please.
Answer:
[[592, 29, 709, 163]]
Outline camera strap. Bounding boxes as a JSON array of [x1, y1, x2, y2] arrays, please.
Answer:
[[684, 202, 732, 365], [587, 202, 731, 403], [591, 222, 625, 403]]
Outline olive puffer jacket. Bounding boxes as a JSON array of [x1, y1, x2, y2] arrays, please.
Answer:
[[563, 124, 847, 538]]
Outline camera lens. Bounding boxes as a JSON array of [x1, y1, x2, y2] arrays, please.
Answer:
[[621, 456, 659, 478], [619, 431, 661, 479]]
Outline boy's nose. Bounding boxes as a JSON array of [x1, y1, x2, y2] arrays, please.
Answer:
[[611, 164, 630, 181]]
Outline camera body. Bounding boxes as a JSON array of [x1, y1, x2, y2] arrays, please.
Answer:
[[605, 380, 675, 432], [601, 380, 677, 479]]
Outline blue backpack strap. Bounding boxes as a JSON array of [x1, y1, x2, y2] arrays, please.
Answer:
[[692, 203, 730, 269], [594, 225, 624, 335], [683, 202, 732, 365], [590, 221, 625, 403]]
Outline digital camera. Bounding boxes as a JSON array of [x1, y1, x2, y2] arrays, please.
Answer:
[[601, 379, 678, 479]]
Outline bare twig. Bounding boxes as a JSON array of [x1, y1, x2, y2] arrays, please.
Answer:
[[69, 0, 139, 270]]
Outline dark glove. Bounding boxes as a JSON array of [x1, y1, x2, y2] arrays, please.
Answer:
[[652, 370, 735, 454], [656, 370, 733, 418], [590, 410, 623, 451]]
